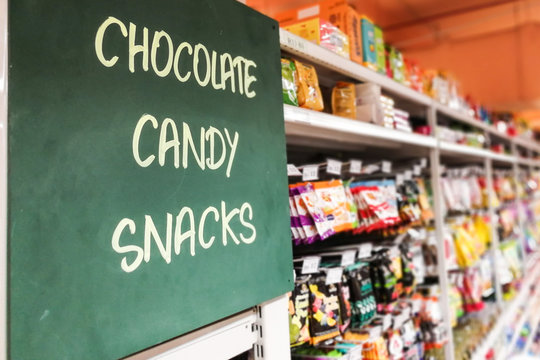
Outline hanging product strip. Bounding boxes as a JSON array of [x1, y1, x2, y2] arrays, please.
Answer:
[[287, 157, 449, 359], [286, 155, 540, 359], [289, 241, 448, 360]]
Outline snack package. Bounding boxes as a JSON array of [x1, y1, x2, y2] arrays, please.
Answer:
[[314, 180, 354, 233], [289, 278, 312, 346], [338, 274, 352, 333], [387, 46, 406, 84], [294, 60, 324, 111], [284, 18, 350, 59], [370, 250, 398, 306], [281, 58, 299, 106], [416, 178, 434, 223], [291, 184, 320, 244], [332, 82, 357, 119], [347, 263, 377, 328], [360, 16, 377, 71], [289, 187, 305, 244], [343, 180, 360, 230], [298, 183, 336, 240], [374, 25, 386, 74], [355, 83, 384, 124], [308, 276, 341, 345], [399, 242, 416, 295], [405, 59, 423, 93]]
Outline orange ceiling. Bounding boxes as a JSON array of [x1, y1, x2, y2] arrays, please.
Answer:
[[246, 0, 540, 127]]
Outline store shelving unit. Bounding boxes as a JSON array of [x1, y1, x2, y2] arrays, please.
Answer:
[[279, 28, 540, 360]]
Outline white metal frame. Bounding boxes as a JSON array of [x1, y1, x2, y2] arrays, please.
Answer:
[[123, 295, 290, 360], [0, 0, 7, 357]]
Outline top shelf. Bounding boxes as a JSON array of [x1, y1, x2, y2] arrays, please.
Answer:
[[279, 29, 540, 155], [280, 28, 432, 106]]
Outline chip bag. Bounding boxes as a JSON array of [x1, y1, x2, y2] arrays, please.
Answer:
[[281, 58, 299, 106], [294, 59, 324, 111], [332, 81, 357, 119]]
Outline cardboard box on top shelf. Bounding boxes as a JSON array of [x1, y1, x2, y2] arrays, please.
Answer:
[[374, 25, 386, 74], [275, 0, 364, 64], [284, 18, 350, 59], [360, 16, 377, 71]]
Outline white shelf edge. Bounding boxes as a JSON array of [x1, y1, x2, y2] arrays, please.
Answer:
[[490, 152, 517, 164], [279, 29, 432, 106], [439, 141, 494, 159], [514, 135, 540, 154], [472, 253, 540, 360], [435, 103, 493, 133], [126, 311, 257, 360], [283, 105, 437, 148]]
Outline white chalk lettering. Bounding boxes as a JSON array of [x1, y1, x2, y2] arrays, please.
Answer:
[[95, 17, 258, 98], [95, 16, 128, 67], [112, 202, 257, 272]]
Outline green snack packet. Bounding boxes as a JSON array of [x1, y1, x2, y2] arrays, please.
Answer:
[[281, 58, 299, 106], [374, 25, 386, 74]]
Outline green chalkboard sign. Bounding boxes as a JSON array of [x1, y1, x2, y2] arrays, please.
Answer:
[[8, 1, 292, 358]]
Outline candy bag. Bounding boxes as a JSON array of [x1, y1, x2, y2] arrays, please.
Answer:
[[289, 278, 311, 346], [290, 184, 320, 244], [308, 276, 341, 345], [332, 81, 357, 119], [281, 58, 299, 106], [338, 273, 352, 333], [294, 59, 324, 111], [298, 183, 335, 240], [314, 180, 354, 233], [347, 263, 377, 328], [289, 188, 302, 244]]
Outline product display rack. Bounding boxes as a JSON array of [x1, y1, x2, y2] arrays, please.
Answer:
[[280, 28, 540, 360]]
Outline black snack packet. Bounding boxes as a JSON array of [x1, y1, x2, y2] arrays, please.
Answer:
[[347, 263, 376, 328], [337, 273, 352, 333], [308, 275, 340, 345], [289, 278, 311, 347]]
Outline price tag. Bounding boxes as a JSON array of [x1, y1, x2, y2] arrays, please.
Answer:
[[341, 250, 356, 266], [413, 165, 421, 176], [326, 159, 342, 176], [325, 267, 343, 285], [350, 159, 362, 175], [403, 307, 411, 319], [302, 165, 319, 181], [383, 314, 392, 331], [287, 164, 302, 176], [348, 347, 363, 360], [283, 31, 307, 52], [396, 173, 404, 186], [358, 243, 373, 259], [301, 256, 320, 274], [363, 164, 380, 174], [369, 325, 382, 339], [420, 158, 428, 168], [404, 170, 412, 180], [407, 228, 421, 239], [394, 314, 406, 329], [382, 161, 392, 173]]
